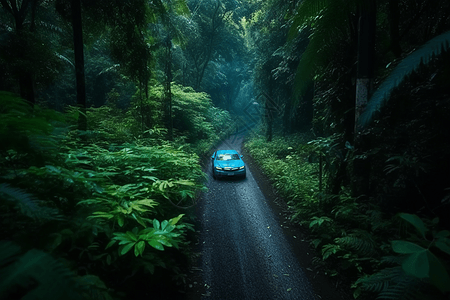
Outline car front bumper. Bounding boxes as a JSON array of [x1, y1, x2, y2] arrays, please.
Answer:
[[214, 168, 246, 178]]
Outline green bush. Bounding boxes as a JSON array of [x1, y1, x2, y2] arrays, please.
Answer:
[[245, 133, 450, 300], [0, 93, 208, 299]]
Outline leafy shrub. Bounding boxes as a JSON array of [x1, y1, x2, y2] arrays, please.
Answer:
[[0, 94, 208, 298], [245, 133, 450, 300]]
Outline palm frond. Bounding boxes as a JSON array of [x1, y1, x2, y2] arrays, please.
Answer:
[[98, 64, 120, 76], [359, 30, 450, 127], [38, 21, 64, 34], [292, 1, 355, 98], [55, 53, 75, 68], [0, 241, 83, 300], [0, 183, 59, 221]]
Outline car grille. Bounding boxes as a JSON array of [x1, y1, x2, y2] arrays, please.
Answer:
[[224, 167, 240, 171]]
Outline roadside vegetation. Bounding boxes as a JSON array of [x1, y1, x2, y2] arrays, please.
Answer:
[[0, 88, 233, 299], [245, 133, 450, 299], [1, 0, 244, 297], [245, 0, 450, 299]]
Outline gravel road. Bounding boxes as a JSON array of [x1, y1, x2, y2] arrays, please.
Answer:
[[193, 132, 319, 300]]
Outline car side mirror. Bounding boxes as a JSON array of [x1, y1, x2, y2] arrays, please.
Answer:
[[240, 155, 243, 158]]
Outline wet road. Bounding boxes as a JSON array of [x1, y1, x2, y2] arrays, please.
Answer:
[[196, 133, 316, 300]]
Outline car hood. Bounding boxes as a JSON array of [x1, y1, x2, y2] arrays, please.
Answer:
[[215, 160, 244, 168]]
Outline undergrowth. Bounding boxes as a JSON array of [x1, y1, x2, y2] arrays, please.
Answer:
[[244, 132, 450, 300], [0, 90, 234, 299]]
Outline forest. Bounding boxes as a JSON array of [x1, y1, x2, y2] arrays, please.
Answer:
[[1, 0, 450, 299]]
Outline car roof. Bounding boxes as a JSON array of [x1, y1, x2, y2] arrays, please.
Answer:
[[217, 150, 238, 155]]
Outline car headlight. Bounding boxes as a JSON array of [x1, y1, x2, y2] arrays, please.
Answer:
[[215, 166, 223, 170], [239, 166, 245, 169]]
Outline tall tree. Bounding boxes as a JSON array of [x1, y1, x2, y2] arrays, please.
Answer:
[[352, 0, 376, 197], [388, 0, 401, 58], [164, 36, 174, 139], [184, 0, 240, 91], [151, 0, 191, 139], [71, 0, 87, 130], [1, 0, 38, 104], [354, 0, 376, 136]]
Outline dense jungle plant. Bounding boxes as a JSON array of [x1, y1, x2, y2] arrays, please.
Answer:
[[0, 92, 213, 298], [245, 132, 450, 300], [356, 213, 450, 299]]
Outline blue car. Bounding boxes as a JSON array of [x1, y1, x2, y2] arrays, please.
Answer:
[[211, 150, 246, 179]]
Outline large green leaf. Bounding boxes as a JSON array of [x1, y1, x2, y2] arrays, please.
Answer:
[[153, 219, 160, 229], [402, 250, 429, 279], [360, 30, 450, 127], [435, 239, 450, 256], [117, 215, 124, 227], [148, 240, 164, 251], [169, 214, 184, 225], [435, 230, 450, 238], [134, 241, 145, 257], [392, 240, 425, 254], [120, 243, 135, 255], [399, 213, 428, 239], [427, 250, 450, 293]]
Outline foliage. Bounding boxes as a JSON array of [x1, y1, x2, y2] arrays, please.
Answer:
[[0, 94, 208, 298], [355, 213, 450, 299], [359, 30, 450, 127], [288, 0, 358, 97], [0, 241, 113, 300], [245, 132, 450, 300], [0, 91, 67, 154]]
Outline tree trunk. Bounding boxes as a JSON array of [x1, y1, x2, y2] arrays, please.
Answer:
[[165, 38, 173, 140], [140, 81, 144, 132], [265, 91, 273, 142], [194, 3, 221, 90], [353, 0, 376, 197], [2, 0, 36, 105], [388, 0, 401, 57], [18, 73, 35, 105], [283, 96, 291, 135], [354, 1, 376, 132], [72, 0, 87, 131], [319, 154, 323, 192]]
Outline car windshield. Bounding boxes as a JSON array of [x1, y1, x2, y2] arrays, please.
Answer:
[[217, 153, 240, 161]]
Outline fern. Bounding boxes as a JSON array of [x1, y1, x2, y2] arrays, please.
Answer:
[[0, 183, 59, 221], [336, 229, 378, 256], [357, 258, 444, 299], [377, 276, 427, 300], [356, 266, 431, 300], [0, 241, 83, 300], [357, 266, 404, 294], [359, 30, 450, 127]]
